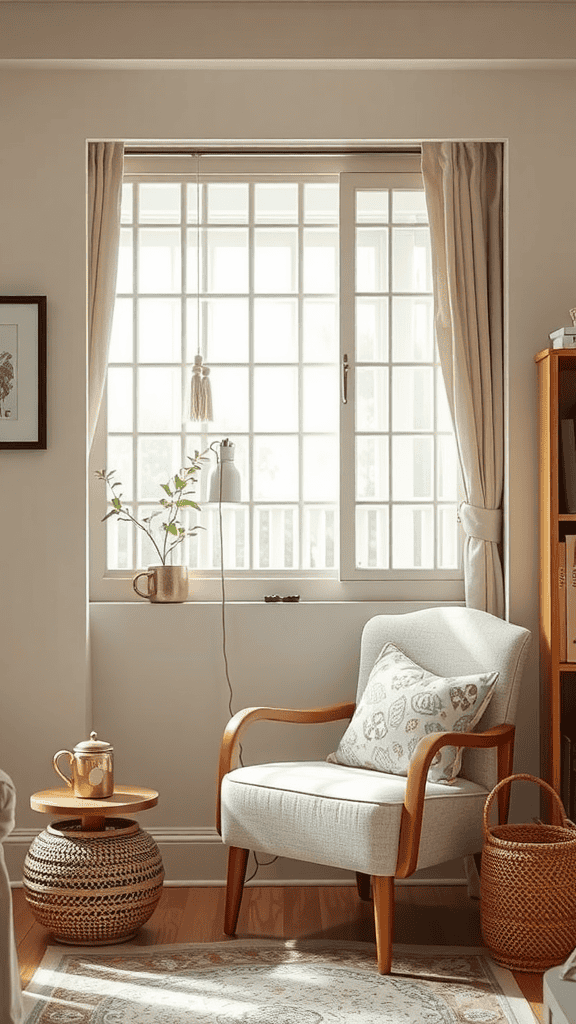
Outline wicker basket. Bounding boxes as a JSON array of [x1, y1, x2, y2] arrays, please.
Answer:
[[480, 773, 576, 972], [23, 817, 164, 945]]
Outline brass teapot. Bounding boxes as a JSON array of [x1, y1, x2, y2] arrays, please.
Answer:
[[53, 732, 114, 798]]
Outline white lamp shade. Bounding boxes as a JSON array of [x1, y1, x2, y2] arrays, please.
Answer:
[[209, 441, 241, 502]]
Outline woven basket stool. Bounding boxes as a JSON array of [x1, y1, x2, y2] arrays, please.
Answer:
[[480, 774, 576, 973], [23, 817, 164, 945]]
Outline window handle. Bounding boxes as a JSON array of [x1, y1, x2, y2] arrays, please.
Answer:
[[341, 353, 350, 404]]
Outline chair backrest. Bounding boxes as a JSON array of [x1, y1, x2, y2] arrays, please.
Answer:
[[357, 607, 531, 791]]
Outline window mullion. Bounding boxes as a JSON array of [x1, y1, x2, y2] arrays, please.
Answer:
[[387, 187, 393, 571], [132, 183, 139, 568], [248, 181, 255, 571], [298, 181, 304, 571]]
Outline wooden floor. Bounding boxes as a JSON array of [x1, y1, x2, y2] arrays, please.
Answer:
[[12, 883, 543, 1021]]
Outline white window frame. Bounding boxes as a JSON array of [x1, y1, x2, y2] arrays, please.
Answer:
[[89, 151, 464, 603]]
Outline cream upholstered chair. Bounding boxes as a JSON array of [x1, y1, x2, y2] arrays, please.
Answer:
[[217, 607, 531, 973], [0, 770, 24, 1023]]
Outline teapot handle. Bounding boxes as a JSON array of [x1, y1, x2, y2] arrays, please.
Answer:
[[53, 750, 74, 789]]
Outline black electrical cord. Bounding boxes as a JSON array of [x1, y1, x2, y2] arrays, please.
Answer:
[[215, 444, 277, 884]]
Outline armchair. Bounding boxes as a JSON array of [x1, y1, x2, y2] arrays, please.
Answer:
[[217, 607, 531, 973], [0, 770, 24, 1023]]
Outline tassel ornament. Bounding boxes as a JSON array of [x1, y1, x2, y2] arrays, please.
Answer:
[[190, 354, 213, 422]]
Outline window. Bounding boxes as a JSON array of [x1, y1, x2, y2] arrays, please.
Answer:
[[90, 152, 462, 602]]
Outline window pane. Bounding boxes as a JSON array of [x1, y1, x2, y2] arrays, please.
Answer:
[[186, 230, 200, 294], [437, 505, 459, 568], [107, 368, 133, 432], [254, 229, 298, 293], [109, 298, 133, 363], [206, 229, 249, 294], [356, 297, 388, 362], [303, 436, 338, 501], [121, 184, 133, 225], [392, 227, 432, 293], [254, 436, 298, 500], [186, 298, 249, 363], [255, 184, 298, 224], [107, 511, 133, 570], [135, 503, 169, 567], [254, 367, 298, 431], [186, 183, 204, 225], [207, 183, 249, 224], [356, 366, 388, 431], [355, 506, 389, 568], [139, 183, 181, 225], [303, 367, 338, 432], [392, 191, 428, 224], [254, 299, 298, 362], [137, 367, 182, 432], [392, 367, 433, 431], [356, 191, 388, 224], [195, 505, 248, 570], [356, 436, 389, 501], [107, 435, 133, 500], [303, 228, 338, 294], [138, 228, 181, 293], [303, 507, 336, 568], [254, 506, 297, 568], [209, 366, 249, 432], [117, 228, 133, 293], [437, 433, 458, 500], [392, 435, 434, 500], [304, 184, 338, 225], [392, 296, 434, 362], [303, 300, 338, 362], [356, 228, 388, 292], [138, 298, 181, 362], [437, 367, 453, 431], [392, 505, 434, 568], [137, 435, 181, 500]]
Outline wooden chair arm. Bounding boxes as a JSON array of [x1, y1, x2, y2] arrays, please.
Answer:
[[216, 701, 356, 833], [395, 722, 515, 879]]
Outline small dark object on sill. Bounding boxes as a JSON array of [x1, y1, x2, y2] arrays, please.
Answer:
[[264, 595, 300, 603]]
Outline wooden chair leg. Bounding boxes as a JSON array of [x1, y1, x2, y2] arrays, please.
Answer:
[[371, 875, 394, 974], [356, 872, 372, 901], [224, 846, 249, 936]]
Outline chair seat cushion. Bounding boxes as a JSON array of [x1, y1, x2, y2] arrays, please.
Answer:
[[221, 760, 488, 877]]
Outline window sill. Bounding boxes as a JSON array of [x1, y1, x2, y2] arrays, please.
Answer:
[[89, 575, 465, 604]]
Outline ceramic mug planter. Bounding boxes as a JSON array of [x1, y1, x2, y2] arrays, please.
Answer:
[[132, 565, 189, 603]]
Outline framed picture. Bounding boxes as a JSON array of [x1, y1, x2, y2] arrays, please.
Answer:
[[0, 296, 46, 450]]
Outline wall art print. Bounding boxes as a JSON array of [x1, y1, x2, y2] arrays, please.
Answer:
[[0, 297, 46, 450]]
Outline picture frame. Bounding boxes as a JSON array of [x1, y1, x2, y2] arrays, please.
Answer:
[[0, 296, 47, 450]]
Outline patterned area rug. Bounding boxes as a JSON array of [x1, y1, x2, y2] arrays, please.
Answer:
[[22, 940, 537, 1024]]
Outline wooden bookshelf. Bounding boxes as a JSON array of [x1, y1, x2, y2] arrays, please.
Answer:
[[535, 347, 576, 815]]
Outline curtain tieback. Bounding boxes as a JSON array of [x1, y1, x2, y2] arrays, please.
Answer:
[[458, 503, 502, 543]]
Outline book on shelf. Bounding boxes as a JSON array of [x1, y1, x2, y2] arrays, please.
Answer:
[[561, 419, 576, 513], [566, 535, 576, 662], [559, 541, 567, 662]]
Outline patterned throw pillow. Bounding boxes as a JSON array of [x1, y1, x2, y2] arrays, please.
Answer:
[[327, 642, 498, 784]]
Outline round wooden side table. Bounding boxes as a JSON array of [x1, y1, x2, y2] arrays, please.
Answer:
[[24, 786, 164, 945]]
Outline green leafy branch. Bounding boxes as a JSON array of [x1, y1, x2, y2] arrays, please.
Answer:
[[95, 450, 208, 565]]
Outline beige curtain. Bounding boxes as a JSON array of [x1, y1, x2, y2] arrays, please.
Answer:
[[422, 141, 504, 618], [88, 142, 124, 450]]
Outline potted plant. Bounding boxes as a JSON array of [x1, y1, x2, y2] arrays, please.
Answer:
[[95, 450, 208, 603]]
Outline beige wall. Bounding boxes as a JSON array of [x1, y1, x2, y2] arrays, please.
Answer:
[[1, 3, 575, 881]]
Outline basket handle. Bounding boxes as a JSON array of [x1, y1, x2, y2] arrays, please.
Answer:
[[483, 772, 567, 838]]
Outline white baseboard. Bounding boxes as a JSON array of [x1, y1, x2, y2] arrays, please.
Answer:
[[5, 826, 467, 888]]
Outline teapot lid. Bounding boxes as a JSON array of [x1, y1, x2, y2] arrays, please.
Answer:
[[74, 731, 113, 753]]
